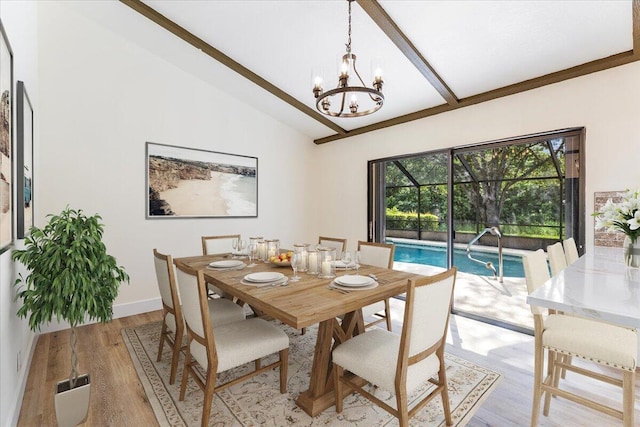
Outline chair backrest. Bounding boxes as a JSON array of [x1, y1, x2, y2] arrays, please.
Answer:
[[153, 249, 182, 332], [357, 241, 395, 269], [563, 237, 580, 265], [202, 234, 240, 255], [398, 268, 456, 380], [546, 242, 567, 276], [318, 236, 347, 259], [522, 249, 551, 316], [174, 261, 216, 369]]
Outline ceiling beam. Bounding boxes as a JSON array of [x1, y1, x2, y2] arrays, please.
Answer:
[[316, 48, 640, 144], [357, 0, 458, 106], [119, 0, 347, 136]]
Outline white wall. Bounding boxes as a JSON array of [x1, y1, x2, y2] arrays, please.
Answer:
[[0, 2, 38, 426], [312, 61, 640, 252], [36, 1, 318, 315]]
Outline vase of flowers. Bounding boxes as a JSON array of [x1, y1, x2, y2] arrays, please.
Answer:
[[593, 189, 640, 268]]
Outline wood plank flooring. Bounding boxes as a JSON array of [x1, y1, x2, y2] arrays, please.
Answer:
[[17, 305, 639, 426]]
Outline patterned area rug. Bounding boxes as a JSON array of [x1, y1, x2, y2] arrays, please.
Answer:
[[122, 321, 500, 426]]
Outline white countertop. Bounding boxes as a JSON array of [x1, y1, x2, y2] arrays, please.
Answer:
[[527, 246, 640, 329]]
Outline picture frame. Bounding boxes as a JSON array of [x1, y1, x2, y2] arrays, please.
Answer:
[[146, 142, 258, 218], [0, 20, 13, 252], [16, 81, 33, 238]]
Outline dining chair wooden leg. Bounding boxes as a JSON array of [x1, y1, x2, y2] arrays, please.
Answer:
[[334, 365, 344, 413], [179, 351, 191, 401], [622, 370, 635, 427], [531, 341, 544, 427], [439, 363, 453, 426], [169, 337, 181, 385], [279, 349, 289, 394], [255, 359, 261, 370], [157, 322, 167, 362], [201, 368, 217, 427], [396, 389, 409, 427], [384, 298, 392, 331], [543, 350, 558, 416]]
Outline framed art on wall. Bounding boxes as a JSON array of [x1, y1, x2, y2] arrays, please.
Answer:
[[0, 20, 13, 252], [146, 142, 258, 218], [17, 81, 33, 239]]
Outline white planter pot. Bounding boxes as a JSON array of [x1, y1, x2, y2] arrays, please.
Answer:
[[54, 374, 90, 427]]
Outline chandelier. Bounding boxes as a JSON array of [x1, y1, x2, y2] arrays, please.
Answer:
[[312, 0, 384, 118]]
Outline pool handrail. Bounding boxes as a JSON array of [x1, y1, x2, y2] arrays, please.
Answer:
[[466, 227, 504, 283]]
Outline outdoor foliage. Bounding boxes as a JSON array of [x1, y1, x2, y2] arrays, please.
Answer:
[[385, 139, 567, 239]]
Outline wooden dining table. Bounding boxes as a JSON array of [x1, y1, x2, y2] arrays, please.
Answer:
[[173, 253, 421, 416]]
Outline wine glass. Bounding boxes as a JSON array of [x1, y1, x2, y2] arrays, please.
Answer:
[[239, 239, 247, 256], [231, 238, 238, 257], [247, 243, 257, 267], [290, 253, 300, 282], [341, 251, 352, 275], [354, 251, 361, 275]]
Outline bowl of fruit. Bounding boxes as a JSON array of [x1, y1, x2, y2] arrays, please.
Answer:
[[269, 251, 293, 267]]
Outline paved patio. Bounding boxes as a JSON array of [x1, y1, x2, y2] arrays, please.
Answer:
[[393, 261, 533, 331]]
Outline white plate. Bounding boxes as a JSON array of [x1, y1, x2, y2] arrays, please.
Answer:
[[330, 281, 378, 291], [334, 261, 357, 268], [244, 272, 285, 283], [209, 260, 244, 268], [334, 275, 375, 287]]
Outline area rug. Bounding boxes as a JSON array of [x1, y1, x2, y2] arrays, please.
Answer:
[[122, 321, 500, 426]]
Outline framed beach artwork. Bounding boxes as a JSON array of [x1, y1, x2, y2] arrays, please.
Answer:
[[146, 142, 258, 218], [0, 20, 13, 252], [17, 81, 33, 239]]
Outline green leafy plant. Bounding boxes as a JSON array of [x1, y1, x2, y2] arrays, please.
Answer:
[[12, 207, 129, 388]]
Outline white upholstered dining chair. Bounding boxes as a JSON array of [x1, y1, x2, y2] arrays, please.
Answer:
[[152, 249, 246, 384], [523, 249, 637, 427], [357, 240, 395, 330], [333, 267, 457, 427], [200, 234, 241, 298], [174, 261, 289, 427], [546, 242, 567, 276], [318, 236, 347, 260], [562, 237, 580, 265], [201, 234, 240, 256]]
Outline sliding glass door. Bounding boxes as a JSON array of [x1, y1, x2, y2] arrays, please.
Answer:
[[368, 128, 584, 331]]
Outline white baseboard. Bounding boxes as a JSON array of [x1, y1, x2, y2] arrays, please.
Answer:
[[7, 331, 37, 427], [39, 297, 162, 334]]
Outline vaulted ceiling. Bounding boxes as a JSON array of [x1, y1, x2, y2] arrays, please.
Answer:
[[119, 0, 640, 144]]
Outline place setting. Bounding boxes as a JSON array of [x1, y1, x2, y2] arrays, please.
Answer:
[[207, 259, 247, 272], [329, 274, 378, 293], [240, 271, 289, 288]]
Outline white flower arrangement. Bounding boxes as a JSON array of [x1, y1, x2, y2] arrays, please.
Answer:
[[593, 189, 640, 244]]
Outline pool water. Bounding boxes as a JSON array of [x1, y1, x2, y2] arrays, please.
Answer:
[[393, 242, 525, 278]]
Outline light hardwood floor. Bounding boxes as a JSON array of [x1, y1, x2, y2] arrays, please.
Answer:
[[17, 305, 639, 426]]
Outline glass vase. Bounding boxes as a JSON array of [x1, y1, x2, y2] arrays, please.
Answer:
[[623, 235, 640, 268]]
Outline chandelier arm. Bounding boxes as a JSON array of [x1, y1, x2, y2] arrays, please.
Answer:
[[338, 91, 347, 116]]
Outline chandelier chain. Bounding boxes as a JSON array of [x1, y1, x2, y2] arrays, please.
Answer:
[[346, 0, 352, 54]]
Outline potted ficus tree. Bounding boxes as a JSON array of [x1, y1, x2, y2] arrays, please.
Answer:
[[12, 206, 129, 427]]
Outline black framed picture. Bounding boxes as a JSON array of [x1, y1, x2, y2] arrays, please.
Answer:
[[146, 142, 258, 218], [0, 20, 13, 252], [16, 81, 33, 238]]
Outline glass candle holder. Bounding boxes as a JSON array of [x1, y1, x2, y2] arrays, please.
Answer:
[[293, 243, 310, 272], [307, 249, 319, 275], [266, 239, 280, 262], [257, 240, 267, 262], [318, 246, 336, 279]]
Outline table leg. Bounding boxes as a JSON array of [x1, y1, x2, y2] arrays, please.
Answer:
[[295, 310, 365, 416]]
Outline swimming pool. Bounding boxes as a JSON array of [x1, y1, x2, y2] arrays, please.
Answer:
[[392, 241, 525, 278]]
